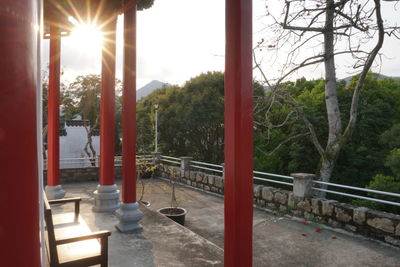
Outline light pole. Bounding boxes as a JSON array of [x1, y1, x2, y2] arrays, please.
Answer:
[[154, 103, 159, 152]]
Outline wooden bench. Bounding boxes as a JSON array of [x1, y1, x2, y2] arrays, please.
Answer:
[[44, 195, 111, 267]]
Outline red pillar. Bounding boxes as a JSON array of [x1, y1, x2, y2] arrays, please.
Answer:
[[100, 19, 117, 186], [115, 5, 143, 232], [224, 0, 253, 266], [47, 26, 61, 186], [94, 17, 119, 212], [0, 0, 40, 266], [122, 4, 137, 204]]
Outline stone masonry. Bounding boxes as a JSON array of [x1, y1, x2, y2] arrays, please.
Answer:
[[159, 164, 400, 248]]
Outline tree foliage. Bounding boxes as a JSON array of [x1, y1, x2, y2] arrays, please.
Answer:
[[136, 71, 264, 163], [47, 74, 123, 155], [253, 0, 400, 194]]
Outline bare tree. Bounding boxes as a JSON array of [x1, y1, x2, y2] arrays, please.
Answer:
[[83, 117, 99, 167], [255, 0, 399, 196]]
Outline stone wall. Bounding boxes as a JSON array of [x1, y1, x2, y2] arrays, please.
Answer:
[[159, 164, 400, 247], [43, 166, 122, 183]]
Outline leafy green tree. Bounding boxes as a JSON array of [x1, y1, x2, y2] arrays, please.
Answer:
[[136, 71, 263, 163], [254, 75, 400, 188], [255, 0, 400, 195]]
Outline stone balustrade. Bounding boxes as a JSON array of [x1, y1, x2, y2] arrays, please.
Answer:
[[158, 164, 400, 247]]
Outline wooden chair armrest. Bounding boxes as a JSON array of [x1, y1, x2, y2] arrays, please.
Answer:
[[49, 197, 81, 218], [56, 231, 111, 245], [48, 197, 81, 204]]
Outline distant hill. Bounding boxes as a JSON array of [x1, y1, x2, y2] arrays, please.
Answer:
[[340, 73, 400, 85], [136, 80, 169, 101]]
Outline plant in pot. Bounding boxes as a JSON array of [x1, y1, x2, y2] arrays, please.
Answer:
[[138, 160, 157, 179], [157, 176, 187, 226], [136, 158, 158, 207]]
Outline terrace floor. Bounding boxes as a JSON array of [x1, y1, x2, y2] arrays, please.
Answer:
[[57, 178, 400, 267]]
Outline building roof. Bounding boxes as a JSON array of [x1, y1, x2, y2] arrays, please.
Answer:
[[44, 0, 154, 37]]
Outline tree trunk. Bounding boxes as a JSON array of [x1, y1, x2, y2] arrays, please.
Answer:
[[315, 0, 343, 198], [83, 120, 97, 167], [317, 156, 336, 198], [317, 143, 342, 197], [324, 0, 342, 147]]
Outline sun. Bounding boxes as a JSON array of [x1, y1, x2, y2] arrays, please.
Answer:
[[65, 16, 104, 56], [69, 22, 103, 51]]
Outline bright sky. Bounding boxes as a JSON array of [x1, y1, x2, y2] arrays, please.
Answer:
[[42, 0, 400, 89]]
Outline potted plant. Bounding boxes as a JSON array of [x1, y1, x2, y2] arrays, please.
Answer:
[[137, 160, 157, 179], [157, 176, 187, 225], [136, 158, 158, 207]]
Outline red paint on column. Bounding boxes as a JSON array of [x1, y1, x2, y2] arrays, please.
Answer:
[[122, 5, 137, 203], [0, 0, 40, 266], [100, 19, 117, 186], [224, 0, 253, 266], [47, 25, 61, 186]]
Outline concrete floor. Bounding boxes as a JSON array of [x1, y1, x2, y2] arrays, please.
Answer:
[[60, 179, 400, 267]]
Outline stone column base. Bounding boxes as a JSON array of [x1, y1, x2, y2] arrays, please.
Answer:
[[45, 185, 66, 200], [115, 202, 143, 232], [93, 184, 120, 212]]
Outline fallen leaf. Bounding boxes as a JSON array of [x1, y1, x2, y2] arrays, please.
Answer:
[[331, 235, 337, 239], [301, 233, 307, 237], [314, 228, 322, 232], [300, 220, 308, 225]]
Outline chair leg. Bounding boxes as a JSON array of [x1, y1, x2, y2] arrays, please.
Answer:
[[100, 237, 108, 267]]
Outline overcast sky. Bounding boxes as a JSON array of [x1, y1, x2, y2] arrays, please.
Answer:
[[42, 0, 400, 89]]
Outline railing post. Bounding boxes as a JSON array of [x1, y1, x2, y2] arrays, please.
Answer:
[[221, 163, 225, 179], [152, 152, 161, 165], [291, 173, 315, 198], [180, 157, 192, 172]]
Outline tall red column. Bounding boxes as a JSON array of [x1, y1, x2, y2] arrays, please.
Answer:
[[122, 3, 137, 204], [224, 0, 253, 266], [94, 18, 120, 212], [0, 0, 40, 266], [45, 25, 65, 199], [116, 3, 143, 232], [100, 19, 117, 186]]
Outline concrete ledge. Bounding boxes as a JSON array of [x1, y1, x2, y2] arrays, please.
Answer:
[[66, 200, 224, 266], [139, 205, 223, 266]]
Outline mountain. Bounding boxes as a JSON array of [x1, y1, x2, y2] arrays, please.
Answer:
[[340, 73, 400, 85], [136, 80, 169, 101]]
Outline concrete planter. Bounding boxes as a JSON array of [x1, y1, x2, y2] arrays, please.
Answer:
[[158, 207, 187, 226]]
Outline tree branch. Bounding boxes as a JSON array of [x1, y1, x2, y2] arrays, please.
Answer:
[[266, 132, 310, 156], [342, 0, 385, 142]]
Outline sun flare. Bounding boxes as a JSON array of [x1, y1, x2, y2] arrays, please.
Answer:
[[66, 17, 103, 54], [71, 23, 103, 48]]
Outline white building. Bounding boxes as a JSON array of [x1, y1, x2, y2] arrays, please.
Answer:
[[58, 118, 100, 168]]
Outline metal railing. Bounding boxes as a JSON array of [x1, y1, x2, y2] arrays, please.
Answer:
[[43, 157, 98, 169], [312, 180, 400, 207], [43, 154, 400, 207], [43, 154, 155, 169], [160, 155, 400, 207], [160, 155, 180, 165], [253, 171, 293, 187], [190, 160, 223, 173]]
